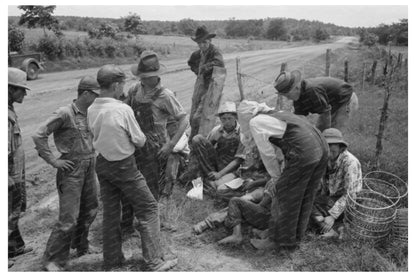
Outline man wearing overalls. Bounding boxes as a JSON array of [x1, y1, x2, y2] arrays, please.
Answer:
[[8, 68, 33, 264], [33, 76, 100, 271], [178, 101, 245, 192], [121, 51, 187, 232]]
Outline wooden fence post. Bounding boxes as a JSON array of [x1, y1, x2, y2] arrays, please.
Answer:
[[344, 59, 349, 82], [397, 53, 403, 69], [276, 62, 288, 110], [370, 60, 378, 85], [325, 49, 331, 76], [236, 57, 244, 100], [362, 62, 366, 91]]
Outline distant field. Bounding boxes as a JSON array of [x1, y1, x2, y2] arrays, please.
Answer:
[[21, 28, 317, 71]]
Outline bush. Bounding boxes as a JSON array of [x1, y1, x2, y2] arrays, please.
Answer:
[[37, 35, 60, 60], [313, 28, 330, 42], [8, 24, 25, 52], [266, 19, 287, 40]]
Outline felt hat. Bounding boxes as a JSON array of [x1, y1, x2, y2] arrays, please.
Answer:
[[322, 128, 348, 148], [78, 76, 100, 95], [131, 50, 167, 78], [191, 26, 216, 43], [8, 67, 30, 90], [216, 101, 237, 116], [273, 70, 302, 94]]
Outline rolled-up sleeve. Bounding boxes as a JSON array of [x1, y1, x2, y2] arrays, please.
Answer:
[[123, 106, 146, 148], [32, 111, 65, 166], [249, 114, 286, 179]]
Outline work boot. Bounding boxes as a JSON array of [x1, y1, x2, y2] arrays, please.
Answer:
[[252, 228, 269, 239], [151, 257, 178, 272], [9, 246, 33, 258], [193, 220, 210, 234]]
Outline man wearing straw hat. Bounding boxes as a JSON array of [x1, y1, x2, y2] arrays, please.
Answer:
[[187, 25, 225, 140], [274, 71, 359, 132], [178, 101, 245, 193], [310, 128, 362, 238], [8, 68, 33, 265]]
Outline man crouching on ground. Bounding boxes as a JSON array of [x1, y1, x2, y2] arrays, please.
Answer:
[[33, 76, 100, 271], [87, 64, 177, 271]]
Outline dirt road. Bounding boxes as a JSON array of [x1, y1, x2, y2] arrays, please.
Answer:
[[11, 37, 356, 271]]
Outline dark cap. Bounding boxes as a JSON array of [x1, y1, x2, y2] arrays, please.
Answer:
[[78, 76, 100, 95], [97, 64, 126, 88]]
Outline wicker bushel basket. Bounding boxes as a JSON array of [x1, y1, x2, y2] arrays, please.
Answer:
[[392, 208, 408, 242], [364, 171, 408, 204], [345, 189, 396, 242]]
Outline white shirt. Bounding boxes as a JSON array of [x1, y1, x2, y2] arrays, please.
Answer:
[[249, 114, 287, 178], [88, 98, 146, 161]]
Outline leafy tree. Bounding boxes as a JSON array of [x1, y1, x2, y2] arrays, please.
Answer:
[[123, 13, 146, 36], [177, 18, 198, 36], [18, 5, 63, 37], [88, 22, 119, 39], [313, 28, 330, 42], [266, 19, 287, 40], [8, 24, 25, 53], [225, 19, 263, 38]]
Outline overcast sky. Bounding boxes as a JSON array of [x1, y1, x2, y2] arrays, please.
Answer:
[[7, 3, 408, 28]]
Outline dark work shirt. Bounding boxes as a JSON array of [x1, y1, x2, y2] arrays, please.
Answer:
[[294, 77, 353, 116]]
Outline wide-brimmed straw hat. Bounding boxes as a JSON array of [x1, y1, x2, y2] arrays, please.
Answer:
[[273, 70, 302, 94], [191, 26, 216, 43], [8, 67, 30, 90], [131, 50, 167, 78], [322, 128, 348, 148]]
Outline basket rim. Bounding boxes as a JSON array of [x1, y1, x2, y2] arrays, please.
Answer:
[[362, 177, 401, 201], [347, 189, 397, 210], [344, 215, 393, 232], [345, 205, 397, 222], [364, 171, 408, 198]]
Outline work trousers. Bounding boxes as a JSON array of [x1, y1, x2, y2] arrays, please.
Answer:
[[271, 155, 328, 248], [43, 157, 98, 266], [224, 197, 271, 230], [8, 182, 26, 257], [96, 154, 163, 269], [317, 92, 359, 131], [189, 75, 208, 141]]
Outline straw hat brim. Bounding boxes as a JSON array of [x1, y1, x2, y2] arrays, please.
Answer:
[[8, 82, 30, 90], [191, 33, 216, 43], [131, 63, 167, 78]]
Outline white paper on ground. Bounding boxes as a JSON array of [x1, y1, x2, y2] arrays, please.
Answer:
[[224, 178, 244, 190], [186, 177, 203, 200]]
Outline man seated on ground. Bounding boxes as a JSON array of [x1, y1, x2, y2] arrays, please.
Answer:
[[192, 176, 274, 246], [310, 128, 362, 238], [178, 101, 245, 194]]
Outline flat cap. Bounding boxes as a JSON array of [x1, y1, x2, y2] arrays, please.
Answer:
[[78, 76, 100, 95], [97, 64, 126, 88]]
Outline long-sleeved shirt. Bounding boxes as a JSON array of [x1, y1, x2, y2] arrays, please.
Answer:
[[187, 44, 224, 86], [33, 102, 94, 166], [249, 114, 287, 179], [294, 77, 353, 116], [87, 98, 146, 161], [322, 150, 362, 219], [8, 105, 25, 184]]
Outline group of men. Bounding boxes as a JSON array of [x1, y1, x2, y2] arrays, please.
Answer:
[[9, 25, 362, 271]]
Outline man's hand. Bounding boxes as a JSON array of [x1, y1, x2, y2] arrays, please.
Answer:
[[241, 179, 254, 191], [157, 142, 174, 160], [53, 159, 75, 171], [207, 171, 222, 181], [321, 215, 335, 233]]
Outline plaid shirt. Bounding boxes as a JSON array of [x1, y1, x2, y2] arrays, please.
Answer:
[[322, 150, 362, 219]]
